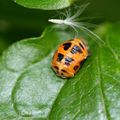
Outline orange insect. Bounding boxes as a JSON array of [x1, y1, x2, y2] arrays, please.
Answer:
[[51, 38, 88, 78]]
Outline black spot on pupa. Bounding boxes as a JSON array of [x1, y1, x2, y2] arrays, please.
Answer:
[[61, 69, 67, 73], [54, 66, 59, 70], [61, 73, 64, 75], [65, 57, 74, 66], [79, 43, 84, 49], [57, 53, 64, 61], [74, 65, 79, 71], [63, 42, 72, 50], [71, 45, 82, 54]]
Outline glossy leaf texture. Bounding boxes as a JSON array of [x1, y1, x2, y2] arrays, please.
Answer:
[[14, 0, 74, 10], [0, 26, 72, 119], [0, 23, 120, 120], [49, 24, 120, 120]]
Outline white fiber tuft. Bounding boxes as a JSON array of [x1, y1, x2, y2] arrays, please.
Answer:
[[48, 3, 105, 45]]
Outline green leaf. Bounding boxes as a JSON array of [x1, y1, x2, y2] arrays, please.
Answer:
[[49, 24, 120, 120], [14, 0, 74, 10], [0, 26, 72, 119], [0, 23, 120, 120]]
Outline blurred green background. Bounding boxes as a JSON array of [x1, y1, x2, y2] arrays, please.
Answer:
[[0, 0, 120, 54]]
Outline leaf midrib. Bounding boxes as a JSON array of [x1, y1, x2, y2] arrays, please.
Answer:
[[97, 48, 110, 120]]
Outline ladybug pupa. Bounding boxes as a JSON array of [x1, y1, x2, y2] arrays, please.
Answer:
[[51, 38, 88, 78], [50, 4, 103, 78]]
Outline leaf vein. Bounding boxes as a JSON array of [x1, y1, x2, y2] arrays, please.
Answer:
[[97, 51, 110, 120]]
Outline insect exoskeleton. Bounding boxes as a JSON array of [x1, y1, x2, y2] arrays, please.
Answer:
[[51, 38, 88, 78]]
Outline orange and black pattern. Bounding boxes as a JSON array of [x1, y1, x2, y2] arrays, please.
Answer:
[[51, 38, 88, 78]]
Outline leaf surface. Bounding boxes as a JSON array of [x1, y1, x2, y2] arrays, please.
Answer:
[[49, 24, 120, 120], [14, 0, 74, 10], [0, 23, 120, 120]]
